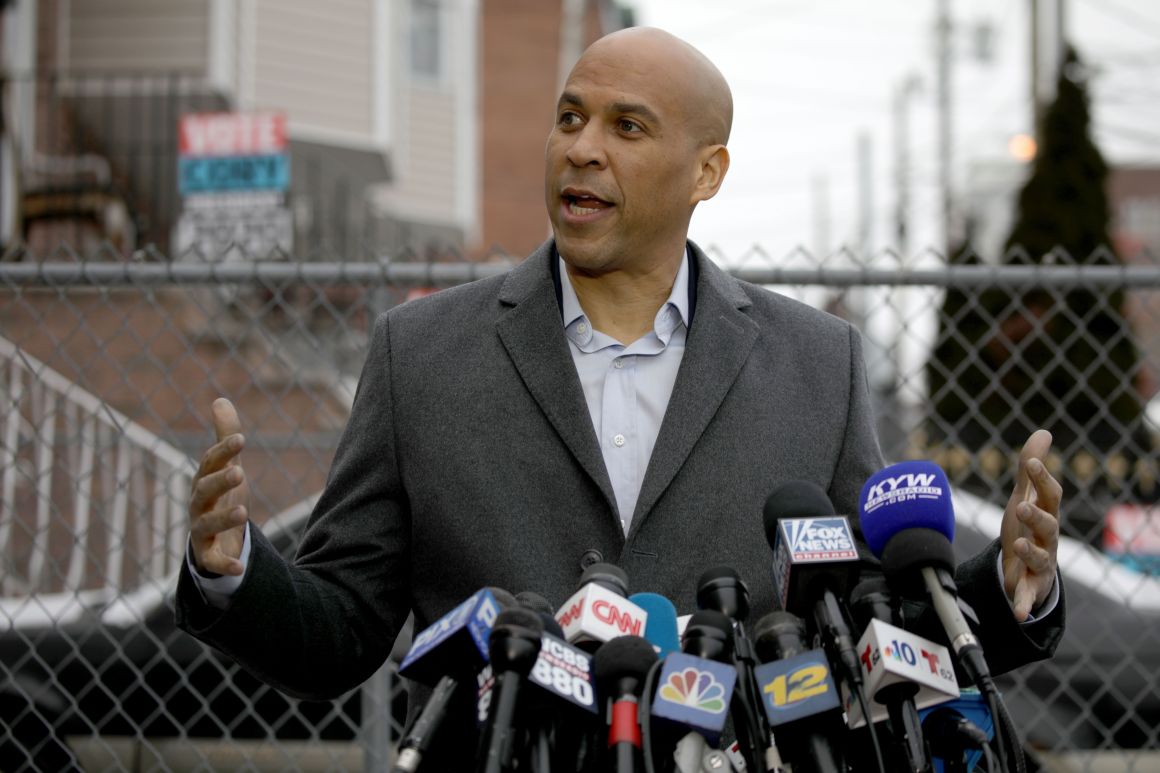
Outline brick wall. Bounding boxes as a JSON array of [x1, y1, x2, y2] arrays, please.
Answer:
[[478, 0, 619, 259]]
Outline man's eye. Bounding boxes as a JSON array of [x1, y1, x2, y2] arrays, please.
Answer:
[[559, 112, 582, 127], [618, 119, 642, 133]]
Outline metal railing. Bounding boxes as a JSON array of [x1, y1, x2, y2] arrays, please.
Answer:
[[0, 334, 192, 608]]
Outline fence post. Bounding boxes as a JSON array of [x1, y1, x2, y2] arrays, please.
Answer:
[[361, 659, 397, 772]]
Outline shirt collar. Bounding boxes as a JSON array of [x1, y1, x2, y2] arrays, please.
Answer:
[[557, 251, 692, 343]]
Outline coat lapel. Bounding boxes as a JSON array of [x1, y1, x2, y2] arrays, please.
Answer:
[[630, 243, 759, 532], [495, 242, 619, 522]]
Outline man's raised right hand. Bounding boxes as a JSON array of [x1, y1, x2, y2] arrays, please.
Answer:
[[189, 398, 250, 576]]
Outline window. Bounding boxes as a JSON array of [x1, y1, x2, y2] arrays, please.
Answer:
[[410, 0, 442, 80]]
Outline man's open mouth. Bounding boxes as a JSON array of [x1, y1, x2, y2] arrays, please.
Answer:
[[562, 190, 613, 217]]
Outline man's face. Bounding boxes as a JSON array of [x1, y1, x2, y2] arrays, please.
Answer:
[[544, 42, 704, 275]]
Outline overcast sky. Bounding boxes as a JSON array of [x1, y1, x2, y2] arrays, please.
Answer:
[[630, 0, 1160, 263]]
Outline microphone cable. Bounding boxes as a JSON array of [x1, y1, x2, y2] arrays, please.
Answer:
[[637, 656, 665, 773], [849, 678, 888, 773], [982, 679, 1025, 773]]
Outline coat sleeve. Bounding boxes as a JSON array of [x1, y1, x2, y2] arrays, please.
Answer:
[[955, 539, 1066, 675], [175, 312, 412, 700]]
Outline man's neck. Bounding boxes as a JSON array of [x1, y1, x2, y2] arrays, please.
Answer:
[[565, 251, 684, 345]]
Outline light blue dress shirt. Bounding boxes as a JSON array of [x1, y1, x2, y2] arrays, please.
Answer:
[[558, 253, 690, 535]]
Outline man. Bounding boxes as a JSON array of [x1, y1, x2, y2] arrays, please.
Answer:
[[180, 27, 1062, 720]]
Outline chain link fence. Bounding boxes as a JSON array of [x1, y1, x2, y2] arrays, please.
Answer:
[[1, 245, 1159, 772]]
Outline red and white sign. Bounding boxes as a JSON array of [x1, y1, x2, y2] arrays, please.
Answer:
[[556, 584, 647, 645], [1104, 504, 1160, 555], [179, 112, 287, 157]]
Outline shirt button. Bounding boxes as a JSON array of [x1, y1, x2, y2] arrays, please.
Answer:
[[613, 434, 626, 447], [580, 549, 603, 570], [577, 322, 588, 334], [613, 358, 624, 369]]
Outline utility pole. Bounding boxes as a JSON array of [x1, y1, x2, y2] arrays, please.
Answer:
[[894, 75, 922, 260], [812, 173, 831, 261], [857, 131, 873, 263], [936, 0, 953, 258], [1031, 0, 1042, 141], [1031, 0, 1068, 142]]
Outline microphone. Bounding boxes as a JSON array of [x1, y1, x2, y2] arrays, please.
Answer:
[[392, 675, 459, 773], [395, 588, 514, 772], [858, 462, 991, 689], [517, 590, 555, 613], [650, 648, 737, 772], [629, 592, 680, 658], [476, 594, 588, 718], [518, 589, 591, 772], [850, 577, 957, 772], [860, 461, 1019, 773], [398, 587, 510, 685], [762, 482, 863, 693], [477, 608, 544, 773], [752, 611, 845, 773], [920, 692, 994, 773], [476, 622, 599, 772], [695, 566, 772, 773], [593, 635, 659, 773], [556, 563, 648, 651]]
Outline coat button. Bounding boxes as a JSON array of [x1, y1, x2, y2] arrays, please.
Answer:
[[580, 549, 603, 570]]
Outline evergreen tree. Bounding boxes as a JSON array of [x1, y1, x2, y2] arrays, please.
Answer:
[[929, 47, 1155, 542]]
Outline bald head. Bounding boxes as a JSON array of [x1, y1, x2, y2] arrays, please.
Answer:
[[574, 27, 733, 147], [545, 26, 733, 275]]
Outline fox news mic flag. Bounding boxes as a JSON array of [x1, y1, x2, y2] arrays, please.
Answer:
[[399, 588, 503, 685]]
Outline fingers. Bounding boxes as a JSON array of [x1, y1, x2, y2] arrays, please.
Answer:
[[197, 432, 245, 478], [1014, 429, 1053, 505], [190, 503, 248, 543], [212, 398, 243, 443], [1017, 499, 1060, 553], [194, 543, 246, 577], [190, 464, 245, 516], [1025, 456, 1063, 517], [1013, 535, 1053, 574], [1012, 578, 1036, 622]]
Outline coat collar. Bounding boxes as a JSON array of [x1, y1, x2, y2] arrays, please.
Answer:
[[496, 240, 758, 537]]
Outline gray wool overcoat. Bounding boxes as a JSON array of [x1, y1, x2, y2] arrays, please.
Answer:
[[177, 240, 1063, 705]]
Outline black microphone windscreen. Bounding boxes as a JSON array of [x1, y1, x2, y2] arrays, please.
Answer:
[[848, 576, 892, 606], [695, 565, 751, 622], [536, 611, 566, 639], [515, 591, 554, 616], [848, 575, 898, 632], [686, 608, 734, 636], [494, 607, 544, 632], [753, 610, 808, 662], [592, 636, 658, 689], [880, 528, 956, 577], [580, 562, 630, 596], [488, 587, 519, 610], [762, 480, 835, 549]]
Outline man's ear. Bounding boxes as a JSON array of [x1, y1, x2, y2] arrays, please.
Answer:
[[690, 145, 730, 206]]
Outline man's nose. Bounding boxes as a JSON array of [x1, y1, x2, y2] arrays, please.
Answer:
[[565, 123, 607, 168]]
